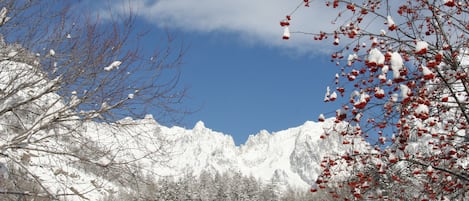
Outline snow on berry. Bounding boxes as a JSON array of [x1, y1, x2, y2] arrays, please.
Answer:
[[380, 29, 386, 36], [311, 182, 319, 192], [324, 96, 329, 102], [381, 65, 389, 75], [367, 48, 385, 67], [426, 165, 434, 175], [387, 15, 397, 31], [386, 79, 393, 86], [324, 86, 331, 102], [389, 153, 398, 163], [333, 37, 340, 45], [371, 38, 378, 47], [354, 93, 369, 109], [350, 90, 360, 101], [378, 73, 387, 83], [390, 52, 404, 80], [374, 87, 385, 99], [330, 91, 337, 101], [337, 87, 345, 94], [318, 114, 325, 122], [415, 41, 429, 55], [400, 84, 411, 102], [347, 53, 358, 66], [353, 189, 362, 199], [391, 93, 398, 102], [353, 113, 362, 122], [282, 27, 290, 40], [422, 65, 435, 80], [414, 104, 429, 120], [446, 147, 457, 156], [390, 52, 403, 69], [336, 108, 347, 121]]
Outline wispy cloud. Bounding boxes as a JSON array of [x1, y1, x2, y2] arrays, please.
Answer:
[[89, 0, 342, 53]]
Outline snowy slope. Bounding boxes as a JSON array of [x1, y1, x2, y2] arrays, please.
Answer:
[[109, 116, 369, 190]]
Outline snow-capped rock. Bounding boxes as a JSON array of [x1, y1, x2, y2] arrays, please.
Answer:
[[120, 117, 370, 190]]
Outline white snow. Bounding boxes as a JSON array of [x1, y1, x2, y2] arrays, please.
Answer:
[[282, 26, 290, 39], [368, 48, 385, 66], [400, 84, 411, 100], [330, 91, 337, 100], [426, 165, 434, 174], [347, 53, 358, 66], [324, 86, 331, 101], [415, 104, 429, 115], [422, 65, 433, 76], [389, 153, 398, 162], [378, 73, 387, 81], [380, 29, 386, 36], [333, 37, 340, 45], [390, 52, 404, 79], [390, 52, 403, 70], [318, 113, 325, 121], [72, 117, 368, 194], [391, 93, 399, 102], [7, 50, 17, 57], [382, 64, 389, 74], [103, 61, 122, 71], [415, 40, 429, 54], [0, 162, 8, 179], [387, 15, 395, 28], [375, 87, 384, 96], [0, 7, 10, 26]]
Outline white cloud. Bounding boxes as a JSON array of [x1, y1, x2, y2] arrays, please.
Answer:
[[93, 0, 347, 53]]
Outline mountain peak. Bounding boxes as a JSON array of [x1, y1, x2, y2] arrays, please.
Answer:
[[193, 120, 206, 130]]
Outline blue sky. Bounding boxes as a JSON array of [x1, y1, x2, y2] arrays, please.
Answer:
[[181, 33, 338, 144], [84, 0, 343, 145]]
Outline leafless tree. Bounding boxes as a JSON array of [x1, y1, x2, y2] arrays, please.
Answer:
[[0, 0, 187, 200]]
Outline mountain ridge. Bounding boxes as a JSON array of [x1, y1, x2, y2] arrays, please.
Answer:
[[137, 117, 367, 190]]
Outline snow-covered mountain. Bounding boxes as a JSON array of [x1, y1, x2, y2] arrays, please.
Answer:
[[111, 115, 368, 190], [0, 56, 370, 200]]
